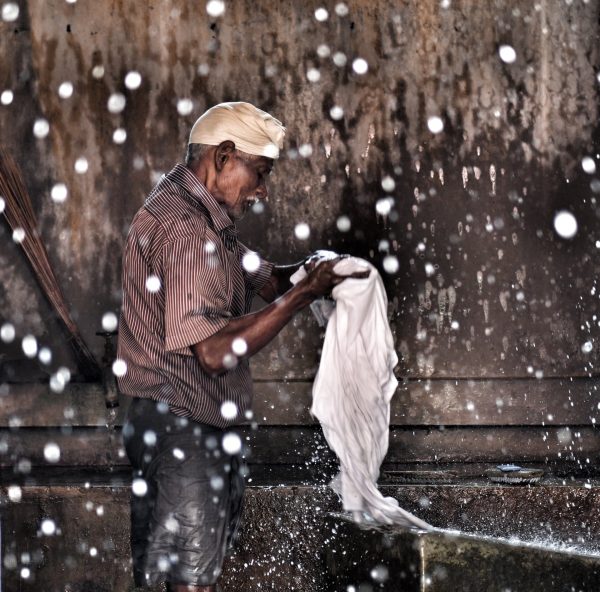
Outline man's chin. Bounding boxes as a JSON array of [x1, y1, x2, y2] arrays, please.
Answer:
[[231, 207, 247, 221]]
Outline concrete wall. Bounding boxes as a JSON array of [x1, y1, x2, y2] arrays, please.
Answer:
[[1, 1, 599, 449]]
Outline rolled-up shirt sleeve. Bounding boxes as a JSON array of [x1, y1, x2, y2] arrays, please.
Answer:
[[164, 234, 231, 353], [238, 241, 274, 294]]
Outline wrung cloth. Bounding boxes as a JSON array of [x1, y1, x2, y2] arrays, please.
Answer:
[[292, 256, 431, 529]]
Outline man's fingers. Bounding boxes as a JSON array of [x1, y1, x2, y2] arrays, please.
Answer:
[[305, 260, 318, 273], [334, 270, 370, 282]]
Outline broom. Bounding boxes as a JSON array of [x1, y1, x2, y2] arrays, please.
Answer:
[[0, 147, 101, 381]]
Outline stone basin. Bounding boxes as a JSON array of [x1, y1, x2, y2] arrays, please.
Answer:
[[1, 481, 599, 590], [325, 515, 600, 591]]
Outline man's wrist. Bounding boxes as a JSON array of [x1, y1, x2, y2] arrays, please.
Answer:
[[290, 276, 317, 307]]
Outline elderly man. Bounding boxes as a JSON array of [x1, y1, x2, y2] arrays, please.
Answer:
[[117, 102, 367, 592]]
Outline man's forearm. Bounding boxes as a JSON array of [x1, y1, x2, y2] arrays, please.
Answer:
[[192, 277, 314, 375]]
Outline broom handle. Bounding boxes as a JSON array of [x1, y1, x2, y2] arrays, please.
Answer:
[[0, 148, 100, 380]]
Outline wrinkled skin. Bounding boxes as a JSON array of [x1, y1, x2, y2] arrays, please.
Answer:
[[194, 141, 273, 221]]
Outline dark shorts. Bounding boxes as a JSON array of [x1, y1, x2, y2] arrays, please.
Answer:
[[123, 397, 245, 587]]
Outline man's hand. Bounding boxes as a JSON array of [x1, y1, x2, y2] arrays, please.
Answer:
[[193, 255, 368, 375], [303, 257, 370, 298]]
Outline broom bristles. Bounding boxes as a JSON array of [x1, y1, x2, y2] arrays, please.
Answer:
[[0, 147, 100, 381]]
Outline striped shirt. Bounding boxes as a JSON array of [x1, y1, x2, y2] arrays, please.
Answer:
[[117, 163, 273, 428]]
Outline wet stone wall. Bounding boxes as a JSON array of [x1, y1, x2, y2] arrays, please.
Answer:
[[0, 0, 599, 382], [3, 483, 600, 591]]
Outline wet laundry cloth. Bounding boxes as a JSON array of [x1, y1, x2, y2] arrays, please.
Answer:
[[292, 256, 431, 529]]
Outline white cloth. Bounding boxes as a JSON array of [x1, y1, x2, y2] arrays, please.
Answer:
[[293, 256, 431, 530], [189, 102, 286, 159]]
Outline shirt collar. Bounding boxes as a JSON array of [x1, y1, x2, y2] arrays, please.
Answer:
[[166, 163, 234, 234]]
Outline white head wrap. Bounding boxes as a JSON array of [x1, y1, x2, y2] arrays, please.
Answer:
[[189, 102, 286, 159]]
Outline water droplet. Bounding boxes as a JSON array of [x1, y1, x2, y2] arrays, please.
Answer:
[[8, 485, 22, 502], [335, 2, 349, 16], [336, 215, 351, 232], [222, 432, 242, 455], [499, 44, 517, 64], [33, 118, 50, 138], [332, 52, 347, 67], [370, 564, 389, 583], [329, 105, 344, 120], [143, 430, 157, 446], [298, 144, 313, 158], [50, 373, 66, 393], [242, 252, 260, 272], [381, 176, 395, 192], [102, 312, 118, 332], [107, 93, 126, 114], [38, 347, 52, 365], [172, 447, 185, 460], [383, 255, 399, 274], [553, 210, 578, 239], [197, 63, 210, 76], [20, 567, 31, 579], [232, 337, 247, 356], [12, 227, 25, 243], [22, 335, 37, 358], [315, 7, 328, 21], [427, 116, 444, 134], [44, 442, 61, 463], [51, 183, 68, 203], [220, 401, 238, 420], [352, 58, 368, 75], [112, 359, 127, 377], [1, 322, 15, 343], [91, 65, 105, 79], [306, 68, 321, 82], [113, 128, 127, 144], [74, 157, 89, 174], [582, 341, 593, 354], [251, 200, 265, 214], [376, 197, 393, 216], [1, 90, 14, 105], [317, 44, 331, 58], [146, 275, 161, 292], [132, 478, 148, 496], [210, 475, 224, 490], [206, 0, 225, 17], [58, 82, 74, 99], [294, 222, 310, 240], [124, 71, 142, 90], [582, 156, 596, 174], [2, 3, 19, 22], [177, 98, 194, 116], [40, 518, 58, 538], [223, 353, 237, 369]]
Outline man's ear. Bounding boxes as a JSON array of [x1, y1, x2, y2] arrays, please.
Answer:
[[215, 140, 236, 172]]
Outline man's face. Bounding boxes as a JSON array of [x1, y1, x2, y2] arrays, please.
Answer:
[[216, 151, 273, 220]]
